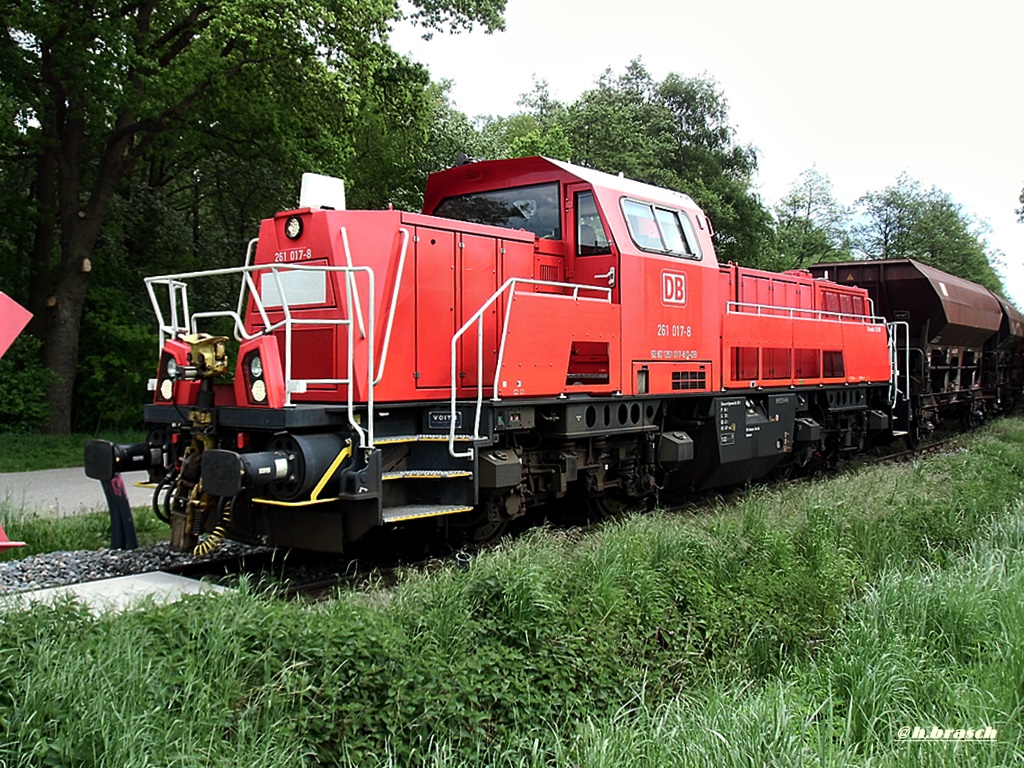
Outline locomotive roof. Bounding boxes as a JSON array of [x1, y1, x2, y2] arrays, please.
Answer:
[[423, 156, 702, 214], [545, 158, 700, 210]]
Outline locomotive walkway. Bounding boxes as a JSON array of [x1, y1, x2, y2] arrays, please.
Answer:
[[0, 466, 152, 516]]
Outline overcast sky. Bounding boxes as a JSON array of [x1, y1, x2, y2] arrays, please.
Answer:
[[391, 0, 1024, 304]]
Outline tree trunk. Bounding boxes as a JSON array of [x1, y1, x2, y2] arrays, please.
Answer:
[[42, 258, 91, 434], [27, 151, 58, 343], [41, 118, 131, 433]]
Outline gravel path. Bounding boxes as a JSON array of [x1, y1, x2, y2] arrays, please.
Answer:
[[0, 467, 154, 516], [0, 541, 260, 595]]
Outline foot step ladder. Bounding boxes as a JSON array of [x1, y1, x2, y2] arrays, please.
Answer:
[[375, 434, 477, 523]]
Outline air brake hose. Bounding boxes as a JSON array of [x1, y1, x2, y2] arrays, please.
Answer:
[[192, 495, 233, 557], [152, 468, 178, 524]]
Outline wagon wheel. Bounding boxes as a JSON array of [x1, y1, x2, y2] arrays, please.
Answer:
[[585, 491, 642, 520], [960, 402, 982, 432], [448, 498, 508, 549]]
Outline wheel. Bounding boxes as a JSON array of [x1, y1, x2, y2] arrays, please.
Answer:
[[448, 500, 509, 548], [584, 491, 642, 520], [960, 404, 982, 432]]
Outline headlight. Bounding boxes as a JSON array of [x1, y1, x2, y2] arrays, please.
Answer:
[[284, 215, 302, 240], [160, 379, 174, 400], [249, 354, 263, 379], [251, 379, 267, 403], [165, 358, 178, 379]]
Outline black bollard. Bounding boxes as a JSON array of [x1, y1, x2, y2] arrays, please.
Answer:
[[100, 474, 138, 550]]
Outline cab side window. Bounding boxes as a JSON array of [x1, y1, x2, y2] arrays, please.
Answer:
[[621, 198, 702, 259], [576, 191, 612, 256]]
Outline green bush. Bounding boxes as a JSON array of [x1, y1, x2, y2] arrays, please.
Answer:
[[0, 335, 54, 432]]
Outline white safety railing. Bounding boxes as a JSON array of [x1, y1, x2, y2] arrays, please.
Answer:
[[145, 261, 377, 448], [725, 300, 887, 325], [448, 278, 614, 459], [144, 227, 413, 449], [887, 320, 911, 409]]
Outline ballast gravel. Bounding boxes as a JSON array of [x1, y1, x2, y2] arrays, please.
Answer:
[[0, 541, 258, 595]]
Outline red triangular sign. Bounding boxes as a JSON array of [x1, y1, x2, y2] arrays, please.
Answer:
[[0, 522, 25, 550]]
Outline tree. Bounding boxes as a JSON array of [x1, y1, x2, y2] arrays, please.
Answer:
[[773, 168, 851, 270], [474, 80, 572, 162], [3, 0, 504, 433], [561, 60, 774, 268], [854, 175, 1004, 293]]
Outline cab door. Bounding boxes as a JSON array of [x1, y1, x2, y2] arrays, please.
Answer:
[[566, 184, 619, 303]]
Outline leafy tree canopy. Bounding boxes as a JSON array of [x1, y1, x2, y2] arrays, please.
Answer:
[[773, 168, 852, 270], [2, 0, 505, 432], [473, 60, 774, 268], [854, 174, 1004, 293]]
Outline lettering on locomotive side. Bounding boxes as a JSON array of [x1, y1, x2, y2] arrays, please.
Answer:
[[649, 349, 699, 360], [655, 323, 693, 337], [273, 248, 313, 263], [428, 411, 463, 430], [661, 270, 687, 306]]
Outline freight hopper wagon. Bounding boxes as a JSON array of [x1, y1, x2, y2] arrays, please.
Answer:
[[809, 259, 1024, 445], [87, 158, 902, 553]]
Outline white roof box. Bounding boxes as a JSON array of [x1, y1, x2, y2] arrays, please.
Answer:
[[299, 172, 346, 211]]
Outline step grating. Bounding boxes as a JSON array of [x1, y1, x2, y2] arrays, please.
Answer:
[[382, 504, 473, 523], [375, 434, 476, 445], [382, 470, 473, 481]]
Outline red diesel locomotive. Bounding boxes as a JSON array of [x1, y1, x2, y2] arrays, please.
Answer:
[[87, 157, 964, 552]]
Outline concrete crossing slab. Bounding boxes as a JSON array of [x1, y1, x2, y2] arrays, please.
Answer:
[[1, 571, 230, 614]]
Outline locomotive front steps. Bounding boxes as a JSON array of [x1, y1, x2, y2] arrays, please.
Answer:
[[375, 434, 477, 445], [382, 470, 473, 480], [375, 433, 478, 522]]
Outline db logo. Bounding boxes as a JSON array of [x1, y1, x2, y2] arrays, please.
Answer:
[[661, 270, 687, 306]]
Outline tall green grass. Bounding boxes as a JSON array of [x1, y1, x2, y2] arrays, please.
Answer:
[[466, 505, 1024, 768], [1, 420, 1023, 766]]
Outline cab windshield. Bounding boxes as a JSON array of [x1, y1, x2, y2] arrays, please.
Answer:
[[433, 182, 561, 240]]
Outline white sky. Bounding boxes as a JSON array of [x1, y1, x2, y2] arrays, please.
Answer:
[[390, 0, 1024, 305]]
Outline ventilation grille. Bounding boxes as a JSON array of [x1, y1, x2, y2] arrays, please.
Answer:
[[672, 370, 706, 390], [539, 264, 559, 283]]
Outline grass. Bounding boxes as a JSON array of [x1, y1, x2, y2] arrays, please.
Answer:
[[487, 507, 1024, 767], [1, 419, 1024, 766], [0, 431, 145, 473], [0, 501, 168, 560]]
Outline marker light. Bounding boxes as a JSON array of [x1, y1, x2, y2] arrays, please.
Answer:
[[251, 380, 267, 403]]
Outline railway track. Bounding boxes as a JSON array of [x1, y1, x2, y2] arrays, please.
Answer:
[[0, 428, 979, 605]]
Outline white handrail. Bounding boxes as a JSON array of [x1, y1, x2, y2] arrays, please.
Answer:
[[145, 261, 377, 448], [448, 277, 613, 458], [234, 239, 260, 340], [887, 320, 910, 408], [340, 227, 366, 340], [725, 300, 886, 325], [374, 227, 410, 385]]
